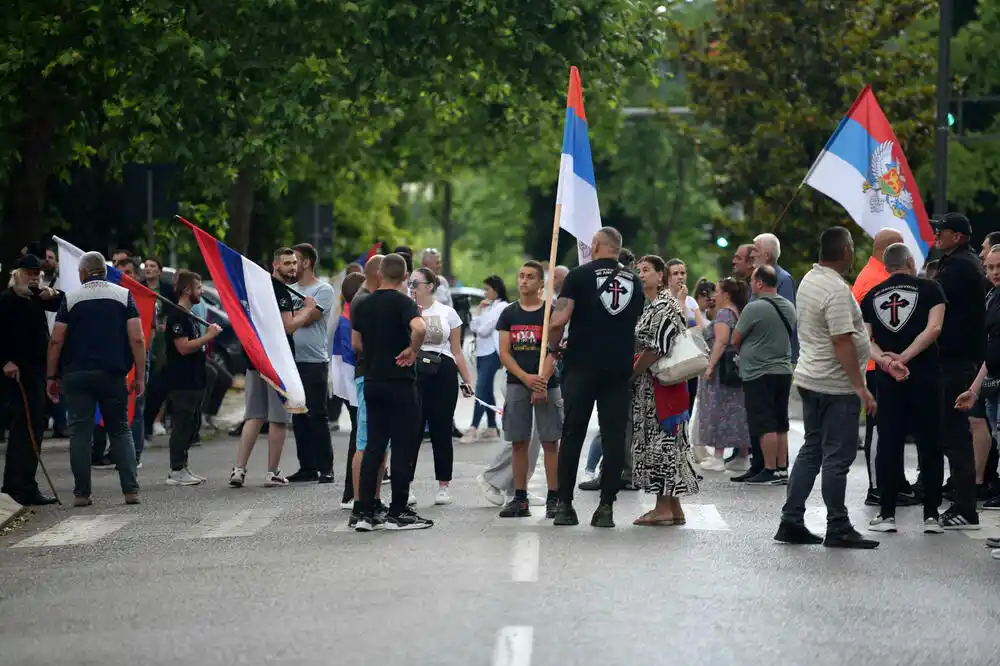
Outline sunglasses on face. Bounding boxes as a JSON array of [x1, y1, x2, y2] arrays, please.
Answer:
[[408, 280, 428, 288]]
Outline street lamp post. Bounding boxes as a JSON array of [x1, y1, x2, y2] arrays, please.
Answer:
[[933, 0, 953, 219]]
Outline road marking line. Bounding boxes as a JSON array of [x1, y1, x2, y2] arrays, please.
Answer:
[[13, 515, 134, 548], [638, 502, 731, 531], [511, 533, 539, 582], [804, 506, 827, 535], [176, 508, 282, 539], [789, 419, 805, 435], [492, 626, 533, 666]]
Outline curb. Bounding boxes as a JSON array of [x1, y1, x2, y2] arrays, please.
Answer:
[[0, 493, 26, 530]]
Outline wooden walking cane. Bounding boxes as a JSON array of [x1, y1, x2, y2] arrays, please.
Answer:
[[16, 377, 62, 505]]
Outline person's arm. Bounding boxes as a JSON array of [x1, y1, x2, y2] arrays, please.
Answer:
[[631, 349, 659, 381], [865, 323, 908, 381], [731, 306, 754, 350], [473, 301, 505, 338], [308, 284, 336, 324], [395, 315, 427, 367], [285, 296, 318, 333], [46, 322, 67, 401], [547, 296, 575, 348], [126, 317, 147, 396], [351, 329, 363, 355], [449, 327, 473, 387], [898, 303, 945, 364], [777, 273, 796, 305], [173, 321, 223, 355], [704, 319, 731, 378], [832, 333, 867, 390]]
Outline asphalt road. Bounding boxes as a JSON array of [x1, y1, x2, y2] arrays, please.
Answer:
[[2, 393, 1000, 666]]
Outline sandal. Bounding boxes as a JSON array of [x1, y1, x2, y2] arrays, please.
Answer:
[[634, 511, 676, 526]]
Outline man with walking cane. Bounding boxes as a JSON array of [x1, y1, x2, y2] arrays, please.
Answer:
[[0, 254, 61, 506]]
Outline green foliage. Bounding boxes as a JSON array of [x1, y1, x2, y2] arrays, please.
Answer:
[[670, 0, 939, 277]]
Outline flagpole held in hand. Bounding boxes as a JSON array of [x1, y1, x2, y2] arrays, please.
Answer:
[[15, 378, 61, 505], [539, 203, 563, 370]]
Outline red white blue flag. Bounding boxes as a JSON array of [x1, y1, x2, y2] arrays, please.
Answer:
[[556, 66, 602, 265]]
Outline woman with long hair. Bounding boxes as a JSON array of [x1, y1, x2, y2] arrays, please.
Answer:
[[629, 255, 700, 525], [410, 268, 475, 505], [698, 277, 751, 473], [462, 275, 510, 443]]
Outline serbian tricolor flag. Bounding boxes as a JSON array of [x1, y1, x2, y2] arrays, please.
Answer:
[[178, 217, 306, 411], [804, 85, 935, 268], [356, 242, 383, 267], [53, 237, 156, 425], [556, 66, 602, 265], [329, 301, 357, 406]]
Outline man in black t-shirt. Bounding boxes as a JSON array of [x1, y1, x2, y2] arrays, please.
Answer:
[[495, 260, 562, 519], [349, 253, 432, 531], [861, 243, 946, 532], [164, 270, 222, 487], [547, 226, 644, 528]]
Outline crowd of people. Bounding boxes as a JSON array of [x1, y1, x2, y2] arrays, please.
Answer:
[[3, 217, 1000, 558]]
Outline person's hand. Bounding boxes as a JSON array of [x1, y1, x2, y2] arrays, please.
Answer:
[[530, 389, 548, 404], [877, 356, 909, 382], [46, 379, 60, 402], [856, 385, 877, 416], [475, 300, 489, 312], [3, 362, 19, 381], [302, 296, 318, 312], [955, 389, 979, 412], [206, 323, 223, 339], [460, 383, 474, 399], [524, 374, 547, 392], [131, 376, 146, 399], [396, 347, 417, 367], [677, 284, 688, 302], [703, 364, 714, 381], [38, 286, 58, 300]]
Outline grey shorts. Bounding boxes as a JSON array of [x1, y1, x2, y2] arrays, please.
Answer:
[[502, 384, 563, 443], [243, 370, 289, 425]]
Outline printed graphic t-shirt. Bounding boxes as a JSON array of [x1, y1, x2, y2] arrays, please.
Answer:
[[860, 273, 946, 376], [560, 258, 644, 375], [496, 301, 558, 388], [418, 301, 462, 359]]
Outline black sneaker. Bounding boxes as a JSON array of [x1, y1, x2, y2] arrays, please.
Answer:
[[591, 502, 615, 528], [348, 513, 359, 528], [374, 499, 389, 518], [553, 501, 579, 526], [774, 521, 823, 545], [499, 498, 531, 518], [983, 496, 1000, 511], [545, 497, 558, 519], [896, 489, 920, 507], [977, 484, 994, 502], [745, 469, 778, 485], [92, 456, 115, 470], [824, 528, 879, 549], [773, 469, 789, 486], [353, 513, 384, 532], [317, 472, 335, 484], [385, 509, 434, 530], [864, 488, 881, 506], [940, 505, 980, 530], [578, 477, 601, 491], [287, 469, 318, 483], [731, 467, 764, 483]]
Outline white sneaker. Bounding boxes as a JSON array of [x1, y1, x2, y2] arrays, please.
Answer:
[[152, 422, 167, 437], [582, 470, 598, 482], [460, 428, 480, 444], [408, 491, 418, 507], [527, 492, 546, 507], [229, 467, 246, 488], [700, 457, 726, 472], [340, 499, 355, 510], [186, 468, 207, 482], [167, 469, 202, 486], [435, 488, 453, 505], [476, 473, 505, 506], [264, 470, 288, 487], [136, 461, 143, 470], [991, 548, 1000, 560], [479, 428, 500, 442], [868, 515, 898, 533], [725, 456, 750, 472]]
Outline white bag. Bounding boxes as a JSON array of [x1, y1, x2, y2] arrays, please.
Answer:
[[651, 328, 709, 385]]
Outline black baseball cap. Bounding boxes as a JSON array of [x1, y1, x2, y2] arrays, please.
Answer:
[[14, 254, 42, 271], [931, 212, 972, 236]]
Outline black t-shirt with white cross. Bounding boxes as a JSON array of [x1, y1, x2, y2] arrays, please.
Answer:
[[560, 257, 644, 375], [860, 273, 946, 376]]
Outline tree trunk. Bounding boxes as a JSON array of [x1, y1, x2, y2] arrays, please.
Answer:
[[226, 168, 256, 254], [0, 94, 56, 264], [658, 143, 686, 256], [439, 180, 454, 282]]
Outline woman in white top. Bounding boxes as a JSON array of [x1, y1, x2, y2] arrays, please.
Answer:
[[462, 275, 509, 443], [410, 268, 474, 505]]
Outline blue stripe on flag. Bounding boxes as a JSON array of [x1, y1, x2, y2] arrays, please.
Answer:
[[560, 108, 596, 188], [216, 242, 268, 352]]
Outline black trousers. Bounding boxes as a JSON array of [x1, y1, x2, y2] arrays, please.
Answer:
[[168, 389, 203, 470], [203, 359, 232, 417], [558, 367, 630, 504], [875, 370, 942, 519], [342, 405, 358, 503], [1, 375, 45, 498], [413, 356, 459, 483], [144, 370, 169, 433], [941, 360, 979, 515], [292, 362, 334, 475], [359, 379, 420, 514]]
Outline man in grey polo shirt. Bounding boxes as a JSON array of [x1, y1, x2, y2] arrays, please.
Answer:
[[46, 251, 146, 507], [287, 243, 337, 483]]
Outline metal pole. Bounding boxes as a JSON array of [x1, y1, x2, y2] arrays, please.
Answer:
[[312, 201, 320, 250], [146, 168, 154, 253], [933, 0, 953, 218]]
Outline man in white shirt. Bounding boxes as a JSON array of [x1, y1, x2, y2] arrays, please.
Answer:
[[774, 226, 878, 550], [421, 248, 452, 307]]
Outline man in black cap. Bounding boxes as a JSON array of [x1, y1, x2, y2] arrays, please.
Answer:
[[0, 254, 62, 505], [931, 212, 985, 529]]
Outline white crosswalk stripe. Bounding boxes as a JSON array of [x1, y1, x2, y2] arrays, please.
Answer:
[[13, 515, 134, 548], [175, 508, 282, 540]]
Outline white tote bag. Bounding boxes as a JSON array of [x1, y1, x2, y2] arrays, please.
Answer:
[[651, 328, 709, 385]]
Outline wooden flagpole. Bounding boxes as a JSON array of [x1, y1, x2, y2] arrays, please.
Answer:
[[538, 203, 563, 369]]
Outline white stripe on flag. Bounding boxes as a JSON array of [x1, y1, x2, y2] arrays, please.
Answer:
[[555, 153, 601, 265], [475, 396, 503, 415]]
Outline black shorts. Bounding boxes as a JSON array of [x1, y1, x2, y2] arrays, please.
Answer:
[[743, 374, 793, 437]]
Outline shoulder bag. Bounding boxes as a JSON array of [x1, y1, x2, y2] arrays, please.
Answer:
[[762, 297, 794, 339], [716, 309, 742, 388], [650, 310, 710, 385]]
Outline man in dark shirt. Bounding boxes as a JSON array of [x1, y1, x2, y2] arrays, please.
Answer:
[[164, 270, 222, 487], [0, 254, 61, 505], [547, 226, 644, 528], [860, 243, 946, 532], [350, 253, 431, 531], [47, 251, 147, 506], [931, 212, 985, 527]]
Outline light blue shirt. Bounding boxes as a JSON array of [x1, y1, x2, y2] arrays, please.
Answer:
[[291, 280, 336, 363]]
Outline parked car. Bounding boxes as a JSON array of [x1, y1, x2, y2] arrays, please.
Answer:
[[451, 286, 485, 343]]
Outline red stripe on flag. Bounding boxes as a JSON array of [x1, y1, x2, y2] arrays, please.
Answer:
[[567, 66, 586, 122]]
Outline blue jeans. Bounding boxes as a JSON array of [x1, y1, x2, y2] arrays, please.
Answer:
[[132, 394, 145, 462], [471, 352, 500, 429], [585, 433, 603, 474]]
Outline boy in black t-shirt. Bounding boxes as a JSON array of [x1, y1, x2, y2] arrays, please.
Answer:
[[860, 243, 946, 532], [546, 227, 644, 528], [164, 270, 222, 487], [496, 261, 562, 519]]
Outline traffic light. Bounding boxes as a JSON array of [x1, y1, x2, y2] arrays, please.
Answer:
[[948, 112, 955, 127], [715, 236, 729, 249]]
